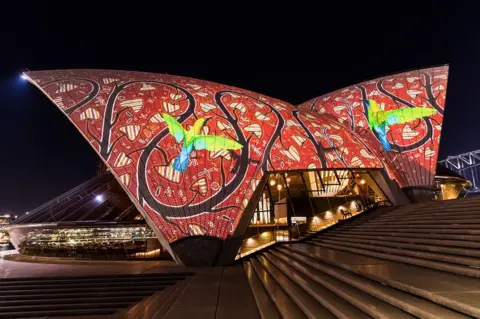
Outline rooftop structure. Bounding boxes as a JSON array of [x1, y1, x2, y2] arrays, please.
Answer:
[[19, 66, 449, 265]]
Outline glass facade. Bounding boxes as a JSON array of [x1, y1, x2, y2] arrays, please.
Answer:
[[0, 215, 10, 244], [9, 224, 169, 260], [0, 231, 8, 245], [237, 169, 391, 258]]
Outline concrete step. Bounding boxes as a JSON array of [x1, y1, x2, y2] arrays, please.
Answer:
[[327, 230, 480, 242], [275, 246, 470, 319], [326, 233, 480, 254], [336, 226, 480, 235], [284, 243, 480, 318], [0, 280, 177, 291], [133, 278, 193, 319], [307, 240, 480, 278], [264, 251, 414, 319], [0, 308, 119, 318], [386, 202, 480, 209], [313, 238, 480, 268], [347, 224, 480, 230], [0, 272, 190, 318], [335, 217, 393, 226], [0, 290, 157, 301], [249, 257, 306, 318], [0, 296, 143, 307], [0, 272, 192, 281], [255, 254, 336, 319], [243, 260, 281, 319], [391, 198, 480, 208], [331, 236, 480, 260], [369, 217, 480, 224], [329, 217, 394, 229], [396, 204, 475, 210], [362, 219, 480, 225], [376, 210, 480, 218], [0, 302, 132, 312], [0, 284, 171, 295], [376, 211, 480, 219], [0, 272, 192, 282], [0, 276, 187, 287], [388, 205, 478, 212], [389, 207, 478, 214]]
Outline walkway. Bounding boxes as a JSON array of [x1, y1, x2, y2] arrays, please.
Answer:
[[0, 256, 184, 279], [0, 256, 259, 318]]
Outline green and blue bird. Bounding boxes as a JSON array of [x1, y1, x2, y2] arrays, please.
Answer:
[[162, 114, 243, 172], [364, 99, 436, 152]]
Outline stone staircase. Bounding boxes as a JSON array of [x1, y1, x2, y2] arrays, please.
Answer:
[[0, 272, 193, 318], [244, 196, 480, 318]]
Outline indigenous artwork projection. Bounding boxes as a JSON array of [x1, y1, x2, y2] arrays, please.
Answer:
[[298, 66, 448, 187], [24, 67, 447, 251]]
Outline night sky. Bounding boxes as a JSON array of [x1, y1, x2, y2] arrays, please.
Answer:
[[1, 2, 479, 214]]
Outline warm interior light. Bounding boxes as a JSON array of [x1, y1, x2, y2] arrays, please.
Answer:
[[270, 180, 276, 186], [276, 184, 283, 191], [360, 179, 366, 185], [286, 177, 292, 183]]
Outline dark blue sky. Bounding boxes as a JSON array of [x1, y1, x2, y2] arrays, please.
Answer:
[[1, 2, 479, 213]]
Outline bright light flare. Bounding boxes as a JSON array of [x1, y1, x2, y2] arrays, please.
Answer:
[[21, 74, 28, 80], [95, 195, 103, 202]]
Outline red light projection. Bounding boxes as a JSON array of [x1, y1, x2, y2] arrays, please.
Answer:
[[298, 66, 448, 187], [25, 68, 444, 244]]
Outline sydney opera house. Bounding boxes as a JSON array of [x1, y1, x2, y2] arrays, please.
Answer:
[[5, 65, 466, 266]]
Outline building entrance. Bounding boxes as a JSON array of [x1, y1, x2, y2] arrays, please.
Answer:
[[237, 169, 390, 258]]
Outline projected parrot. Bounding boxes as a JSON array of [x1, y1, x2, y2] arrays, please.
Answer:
[[162, 114, 243, 172], [364, 99, 436, 152]]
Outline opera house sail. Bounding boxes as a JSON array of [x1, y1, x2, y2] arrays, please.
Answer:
[[23, 66, 449, 265]]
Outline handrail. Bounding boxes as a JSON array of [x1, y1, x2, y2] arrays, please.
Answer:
[[27, 182, 112, 224], [13, 173, 112, 224]]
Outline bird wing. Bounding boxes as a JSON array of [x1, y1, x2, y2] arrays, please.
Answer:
[[193, 135, 243, 151], [374, 125, 391, 151], [366, 99, 382, 130], [367, 99, 381, 112], [191, 117, 207, 136], [384, 107, 436, 126], [162, 114, 185, 143]]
